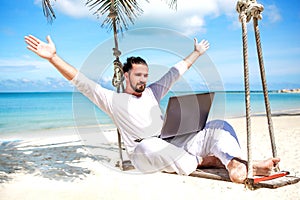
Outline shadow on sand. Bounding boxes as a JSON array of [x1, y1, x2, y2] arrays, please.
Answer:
[[0, 139, 118, 183]]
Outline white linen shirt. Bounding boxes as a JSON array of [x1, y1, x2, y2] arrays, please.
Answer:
[[70, 61, 188, 155]]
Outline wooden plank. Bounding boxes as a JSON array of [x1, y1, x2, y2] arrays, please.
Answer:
[[190, 169, 300, 190], [115, 160, 135, 171], [246, 175, 300, 189], [119, 163, 300, 190], [190, 168, 231, 182]]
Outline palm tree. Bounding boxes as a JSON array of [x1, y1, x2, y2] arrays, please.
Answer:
[[42, 0, 177, 33]]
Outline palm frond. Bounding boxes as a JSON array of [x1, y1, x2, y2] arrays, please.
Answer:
[[40, 0, 177, 32], [42, 0, 56, 23], [162, 0, 177, 9], [86, 0, 144, 33]]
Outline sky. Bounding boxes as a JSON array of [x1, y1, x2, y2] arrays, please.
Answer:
[[0, 0, 299, 92]]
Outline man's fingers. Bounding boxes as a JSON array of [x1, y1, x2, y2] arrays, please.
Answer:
[[194, 38, 198, 45], [46, 35, 52, 45], [196, 38, 210, 48], [25, 35, 40, 48], [26, 45, 38, 54], [27, 35, 40, 45], [200, 39, 210, 49], [25, 37, 36, 49], [24, 35, 42, 54], [200, 39, 209, 45]]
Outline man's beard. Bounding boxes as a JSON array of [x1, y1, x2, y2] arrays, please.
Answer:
[[132, 82, 146, 93]]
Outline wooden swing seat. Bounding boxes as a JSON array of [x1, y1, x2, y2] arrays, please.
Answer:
[[190, 168, 300, 189]]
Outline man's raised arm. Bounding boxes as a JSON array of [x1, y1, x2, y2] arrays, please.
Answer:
[[183, 38, 210, 69], [24, 35, 77, 80]]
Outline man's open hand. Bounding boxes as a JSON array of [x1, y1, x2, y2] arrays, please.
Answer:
[[25, 35, 56, 60], [194, 38, 210, 56]]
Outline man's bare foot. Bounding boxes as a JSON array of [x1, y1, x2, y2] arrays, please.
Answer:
[[253, 157, 280, 176], [198, 155, 225, 169], [227, 158, 247, 183], [227, 157, 281, 184]]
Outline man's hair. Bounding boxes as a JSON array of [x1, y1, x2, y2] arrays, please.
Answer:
[[123, 56, 147, 73]]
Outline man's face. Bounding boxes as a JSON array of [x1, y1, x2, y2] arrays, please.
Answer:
[[125, 63, 149, 94]]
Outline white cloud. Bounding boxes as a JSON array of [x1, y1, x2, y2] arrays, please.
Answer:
[[134, 0, 237, 35], [34, 0, 41, 5], [37, 0, 237, 35], [0, 57, 49, 70], [0, 56, 61, 82], [36, 0, 96, 19], [21, 78, 32, 83], [38, 1, 282, 36], [264, 4, 282, 23], [0, 77, 73, 92], [54, 0, 93, 18]]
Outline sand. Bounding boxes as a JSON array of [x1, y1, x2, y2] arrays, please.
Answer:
[[0, 114, 299, 200]]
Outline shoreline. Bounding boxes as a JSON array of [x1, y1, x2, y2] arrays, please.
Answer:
[[1, 89, 299, 93], [1, 114, 300, 199], [1, 108, 300, 136], [227, 108, 300, 119]]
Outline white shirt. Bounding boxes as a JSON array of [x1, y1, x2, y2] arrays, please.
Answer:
[[71, 61, 188, 155]]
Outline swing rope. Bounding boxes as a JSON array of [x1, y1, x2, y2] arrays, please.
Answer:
[[236, 0, 253, 178], [253, 17, 278, 161], [236, 0, 279, 186]]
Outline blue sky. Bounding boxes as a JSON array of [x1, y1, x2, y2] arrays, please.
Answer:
[[0, 0, 299, 92]]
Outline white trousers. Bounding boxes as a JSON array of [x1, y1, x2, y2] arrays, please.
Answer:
[[130, 120, 242, 175]]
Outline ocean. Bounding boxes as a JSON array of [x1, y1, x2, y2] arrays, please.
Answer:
[[0, 91, 299, 134]]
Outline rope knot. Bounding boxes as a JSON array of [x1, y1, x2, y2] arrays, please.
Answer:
[[112, 60, 124, 88], [108, 7, 117, 19], [236, 0, 264, 22], [113, 47, 121, 58], [236, 0, 252, 22], [247, 3, 264, 20], [236, 0, 248, 14]]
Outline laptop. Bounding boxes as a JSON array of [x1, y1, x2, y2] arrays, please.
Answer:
[[160, 92, 215, 139]]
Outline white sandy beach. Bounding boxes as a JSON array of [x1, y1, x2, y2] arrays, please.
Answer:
[[0, 114, 299, 200]]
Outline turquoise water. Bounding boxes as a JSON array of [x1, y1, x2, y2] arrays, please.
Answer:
[[0, 92, 299, 134]]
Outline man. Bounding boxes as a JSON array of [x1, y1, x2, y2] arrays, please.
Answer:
[[24, 35, 280, 183]]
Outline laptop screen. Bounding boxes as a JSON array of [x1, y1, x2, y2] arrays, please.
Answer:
[[160, 92, 215, 139]]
